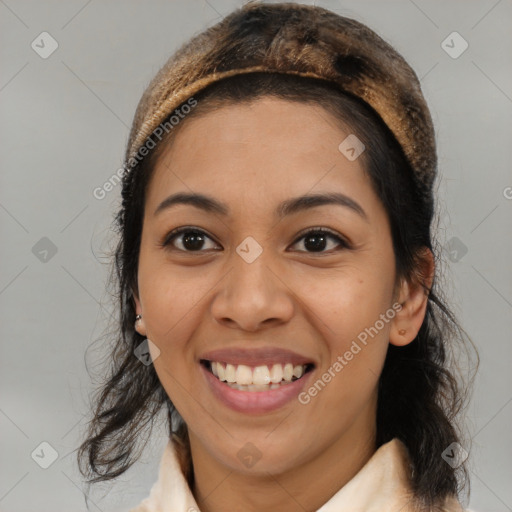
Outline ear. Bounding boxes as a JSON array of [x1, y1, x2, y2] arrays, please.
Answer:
[[132, 286, 147, 337], [389, 247, 435, 347]]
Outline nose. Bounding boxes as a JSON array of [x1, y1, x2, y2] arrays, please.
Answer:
[[210, 251, 295, 332]]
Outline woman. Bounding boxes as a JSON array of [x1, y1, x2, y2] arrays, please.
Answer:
[[78, 2, 477, 511]]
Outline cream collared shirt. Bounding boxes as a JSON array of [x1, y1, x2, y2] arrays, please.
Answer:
[[130, 438, 465, 512]]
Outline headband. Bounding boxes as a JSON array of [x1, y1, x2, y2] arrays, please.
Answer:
[[125, 2, 436, 199]]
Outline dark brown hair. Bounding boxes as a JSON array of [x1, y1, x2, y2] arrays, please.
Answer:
[[78, 72, 478, 510]]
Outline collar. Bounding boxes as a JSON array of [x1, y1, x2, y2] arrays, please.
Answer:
[[130, 437, 464, 512]]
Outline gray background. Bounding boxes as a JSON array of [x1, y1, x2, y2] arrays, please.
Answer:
[[1, 0, 511, 511]]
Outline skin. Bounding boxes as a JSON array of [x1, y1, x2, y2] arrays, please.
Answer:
[[133, 97, 434, 512]]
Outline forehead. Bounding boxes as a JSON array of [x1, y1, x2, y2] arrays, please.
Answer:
[[145, 97, 383, 222]]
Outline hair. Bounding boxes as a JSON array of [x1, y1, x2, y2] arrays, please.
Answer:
[[78, 71, 478, 510]]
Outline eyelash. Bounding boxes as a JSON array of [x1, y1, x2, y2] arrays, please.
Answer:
[[159, 226, 351, 254]]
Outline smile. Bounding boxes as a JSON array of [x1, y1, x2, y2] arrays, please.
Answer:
[[198, 346, 316, 413], [201, 360, 315, 391]]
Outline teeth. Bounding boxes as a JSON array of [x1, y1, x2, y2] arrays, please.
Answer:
[[253, 365, 270, 385], [293, 365, 304, 378], [269, 364, 283, 383], [208, 361, 309, 387], [283, 363, 293, 382], [235, 364, 253, 385], [225, 363, 236, 383], [216, 363, 226, 381]]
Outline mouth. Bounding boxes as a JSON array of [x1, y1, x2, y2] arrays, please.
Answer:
[[200, 359, 315, 392]]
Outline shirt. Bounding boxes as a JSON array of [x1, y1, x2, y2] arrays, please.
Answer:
[[129, 437, 465, 511]]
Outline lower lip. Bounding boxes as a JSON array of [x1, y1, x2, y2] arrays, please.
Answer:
[[200, 363, 314, 414]]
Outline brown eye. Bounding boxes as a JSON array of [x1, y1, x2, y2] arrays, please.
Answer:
[[161, 227, 219, 252], [290, 228, 350, 253], [160, 226, 350, 254]]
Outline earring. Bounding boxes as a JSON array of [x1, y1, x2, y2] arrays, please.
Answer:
[[398, 329, 406, 336], [135, 314, 142, 329]]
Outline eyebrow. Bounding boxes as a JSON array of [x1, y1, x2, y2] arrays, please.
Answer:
[[154, 191, 368, 222]]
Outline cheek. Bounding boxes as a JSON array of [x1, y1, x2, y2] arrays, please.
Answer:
[[298, 268, 393, 402], [301, 269, 394, 346], [138, 266, 201, 408], [138, 257, 207, 343]]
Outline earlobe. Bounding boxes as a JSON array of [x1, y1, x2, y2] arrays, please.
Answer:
[[132, 287, 147, 336], [135, 314, 147, 336], [389, 248, 434, 347]]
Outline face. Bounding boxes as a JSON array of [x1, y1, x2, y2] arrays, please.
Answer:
[[133, 97, 426, 479]]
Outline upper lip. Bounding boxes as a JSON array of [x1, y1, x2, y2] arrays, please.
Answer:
[[199, 347, 315, 367]]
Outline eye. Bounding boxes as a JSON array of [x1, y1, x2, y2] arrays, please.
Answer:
[[160, 226, 351, 254], [290, 227, 350, 253], [160, 227, 219, 252]]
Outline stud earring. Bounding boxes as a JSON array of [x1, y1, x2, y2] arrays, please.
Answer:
[[398, 329, 406, 336], [135, 314, 142, 329]]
